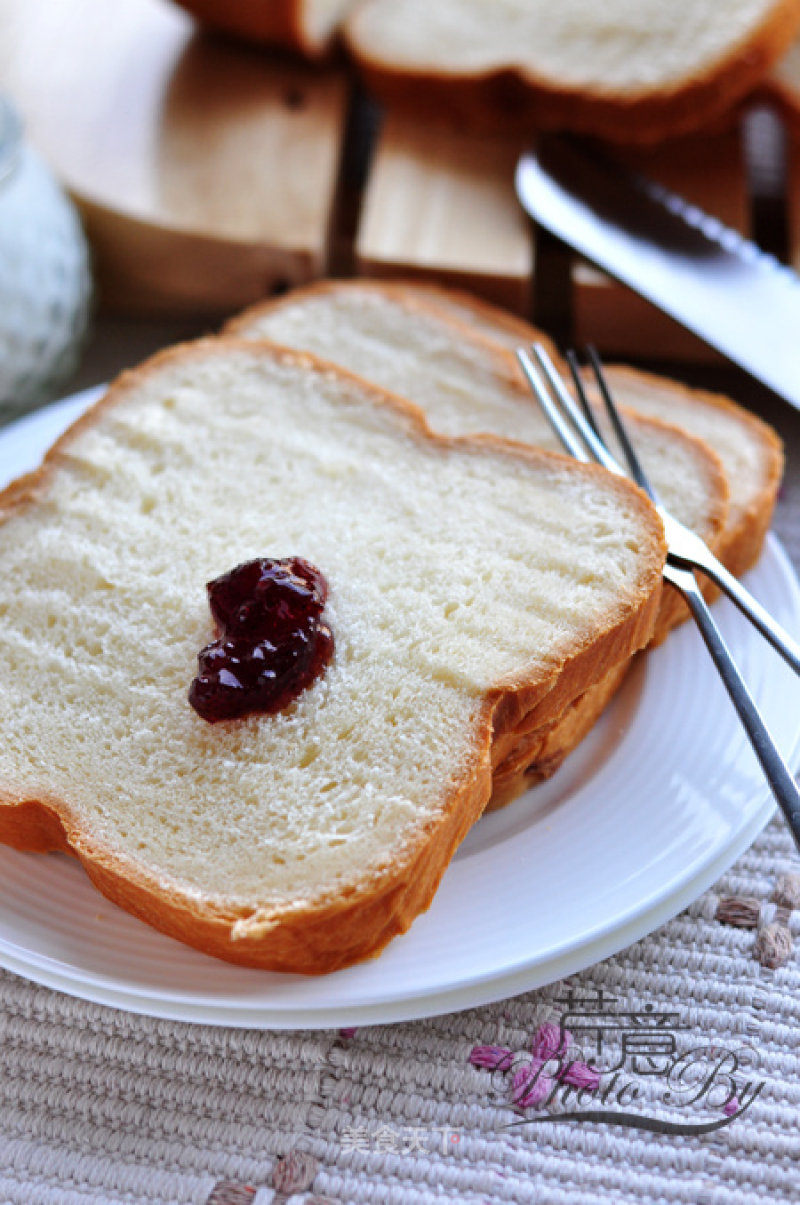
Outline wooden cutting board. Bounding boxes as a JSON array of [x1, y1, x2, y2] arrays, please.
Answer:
[[355, 113, 535, 316], [0, 0, 350, 316]]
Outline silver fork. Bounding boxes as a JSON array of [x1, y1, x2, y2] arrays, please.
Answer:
[[516, 342, 800, 849]]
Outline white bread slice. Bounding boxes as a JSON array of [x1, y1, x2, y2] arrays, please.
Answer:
[[391, 283, 783, 582], [0, 339, 665, 972], [343, 0, 800, 143], [225, 280, 729, 640], [171, 0, 358, 57]]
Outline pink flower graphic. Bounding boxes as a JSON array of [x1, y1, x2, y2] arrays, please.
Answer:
[[468, 1045, 514, 1071]]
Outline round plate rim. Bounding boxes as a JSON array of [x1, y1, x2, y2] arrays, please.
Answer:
[[0, 387, 795, 1028]]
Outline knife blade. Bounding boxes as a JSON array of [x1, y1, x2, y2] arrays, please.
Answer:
[[515, 138, 800, 411]]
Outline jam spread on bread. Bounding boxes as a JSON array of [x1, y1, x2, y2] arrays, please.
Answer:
[[189, 557, 333, 722]]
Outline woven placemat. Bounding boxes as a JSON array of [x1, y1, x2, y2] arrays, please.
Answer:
[[1, 393, 799, 1205]]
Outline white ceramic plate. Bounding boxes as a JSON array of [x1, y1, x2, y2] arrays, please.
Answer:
[[0, 389, 799, 1029]]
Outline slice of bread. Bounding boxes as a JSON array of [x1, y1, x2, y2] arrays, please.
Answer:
[[0, 339, 665, 972], [389, 283, 783, 583], [171, 0, 357, 57], [343, 0, 800, 143], [225, 280, 729, 641]]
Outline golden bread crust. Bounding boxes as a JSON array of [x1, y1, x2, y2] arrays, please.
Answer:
[[487, 659, 633, 809]]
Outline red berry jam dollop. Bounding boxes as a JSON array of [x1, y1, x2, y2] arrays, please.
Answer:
[[189, 557, 333, 723]]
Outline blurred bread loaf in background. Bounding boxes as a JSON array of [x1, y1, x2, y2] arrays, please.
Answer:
[[341, 0, 800, 143], [171, 0, 800, 145]]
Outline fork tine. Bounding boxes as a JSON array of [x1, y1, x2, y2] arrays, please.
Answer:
[[565, 349, 602, 441], [530, 344, 621, 476], [585, 346, 658, 504], [515, 348, 590, 464]]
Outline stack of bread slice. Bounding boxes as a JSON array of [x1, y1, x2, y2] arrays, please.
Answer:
[[0, 332, 669, 972], [388, 283, 784, 580], [225, 279, 783, 805]]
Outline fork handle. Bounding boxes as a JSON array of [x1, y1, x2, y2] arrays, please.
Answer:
[[671, 548, 800, 677], [666, 561, 800, 848]]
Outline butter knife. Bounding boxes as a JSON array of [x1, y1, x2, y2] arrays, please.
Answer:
[[515, 137, 800, 411]]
